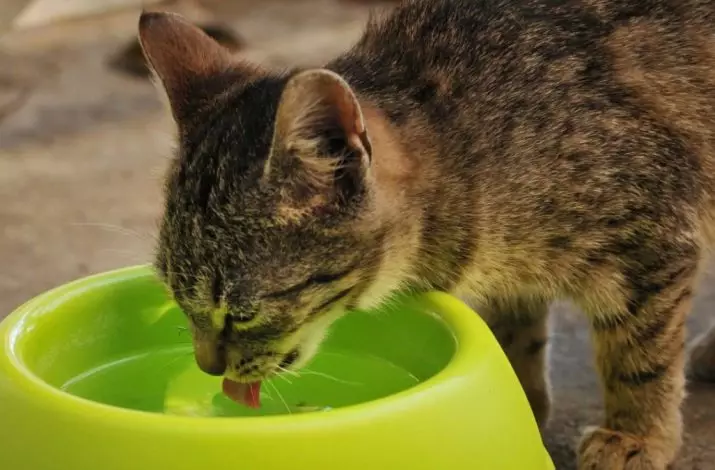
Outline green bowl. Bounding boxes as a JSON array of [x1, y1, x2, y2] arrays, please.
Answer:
[[0, 265, 554, 470]]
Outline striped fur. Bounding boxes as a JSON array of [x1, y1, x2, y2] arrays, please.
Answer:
[[141, 1, 715, 468]]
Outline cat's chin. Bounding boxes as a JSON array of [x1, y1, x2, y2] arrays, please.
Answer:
[[286, 306, 352, 370], [288, 326, 331, 371]]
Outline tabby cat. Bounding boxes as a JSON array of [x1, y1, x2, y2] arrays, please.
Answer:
[[139, 1, 715, 468]]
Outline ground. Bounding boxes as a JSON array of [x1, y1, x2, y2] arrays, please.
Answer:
[[0, 1, 713, 468]]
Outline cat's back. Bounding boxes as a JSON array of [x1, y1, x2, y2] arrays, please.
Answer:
[[330, 0, 715, 253], [333, 0, 715, 125], [332, 0, 715, 179], [341, 0, 715, 68]]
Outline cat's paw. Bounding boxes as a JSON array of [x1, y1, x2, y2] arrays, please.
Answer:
[[578, 427, 669, 470]]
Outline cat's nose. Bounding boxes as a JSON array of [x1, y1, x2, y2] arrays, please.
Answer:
[[192, 338, 226, 376]]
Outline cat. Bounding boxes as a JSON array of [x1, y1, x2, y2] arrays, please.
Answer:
[[139, 1, 715, 468]]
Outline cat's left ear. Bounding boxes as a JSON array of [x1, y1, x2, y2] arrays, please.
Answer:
[[137, 11, 236, 122], [265, 69, 372, 208]]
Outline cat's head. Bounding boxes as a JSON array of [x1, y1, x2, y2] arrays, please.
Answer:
[[139, 12, 393, 382]]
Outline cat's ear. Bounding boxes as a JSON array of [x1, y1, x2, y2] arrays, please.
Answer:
[[265, 69, 372, 212], [137, 11, 234, 120]]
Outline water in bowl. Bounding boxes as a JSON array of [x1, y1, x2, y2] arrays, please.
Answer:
[[61, 345, 420, 417]]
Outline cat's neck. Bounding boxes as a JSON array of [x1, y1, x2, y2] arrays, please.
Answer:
[[356, 102, 445, 301], [361, 103, 428, 223], [360, 100, 483, 295]]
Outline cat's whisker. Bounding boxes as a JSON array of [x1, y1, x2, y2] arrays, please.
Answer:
[[266, 380, 291, 414], [275, 367, 299, 385], [68, 222, 155, 242], [260, 382, 274, 402], [276, 365, 300, 378], [93, 248, 149, 262], [274, 372, 293, 385], [298, 368, 362, 386]]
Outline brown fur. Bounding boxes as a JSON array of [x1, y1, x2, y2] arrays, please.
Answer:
[[139, 2, 715, 468], [110, 22, 243, 79]]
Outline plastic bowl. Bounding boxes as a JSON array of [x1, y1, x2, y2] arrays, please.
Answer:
[[0, 265, 554, 470]]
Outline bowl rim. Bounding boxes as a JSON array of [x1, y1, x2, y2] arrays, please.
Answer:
[[1, 265, 496, 432]]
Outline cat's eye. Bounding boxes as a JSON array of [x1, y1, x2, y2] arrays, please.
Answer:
[[308, 271, 351, 285], [261, 265, 358, 299]]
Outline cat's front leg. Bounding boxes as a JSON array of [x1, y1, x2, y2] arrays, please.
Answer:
[[577, 255, 697, 470], [470, 297, 552, 428]]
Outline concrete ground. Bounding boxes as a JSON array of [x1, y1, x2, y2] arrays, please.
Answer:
[[0, 1, 713, 467]]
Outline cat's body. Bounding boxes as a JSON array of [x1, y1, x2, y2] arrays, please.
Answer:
[[331, 0, 715, 299], [138, 1, 715, 468]]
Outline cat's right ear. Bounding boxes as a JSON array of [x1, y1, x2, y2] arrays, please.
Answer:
[[137, 11, 233, 121]]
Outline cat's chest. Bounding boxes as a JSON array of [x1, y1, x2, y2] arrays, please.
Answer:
[[447, 245, 566, 304]]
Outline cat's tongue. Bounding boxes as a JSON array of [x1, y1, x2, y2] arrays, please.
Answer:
[[222, 378, 262, 408]]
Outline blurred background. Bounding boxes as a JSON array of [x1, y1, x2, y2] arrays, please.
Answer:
[[0, 1, 712, 468]]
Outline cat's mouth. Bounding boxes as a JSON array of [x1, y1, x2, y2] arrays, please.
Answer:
[[219, 349, 301, 408], [222, 379, 262, 408], [190, 338, 270, 408], [192, 327, 308, 409]]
